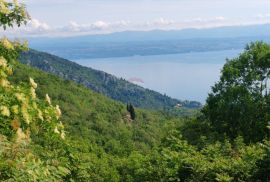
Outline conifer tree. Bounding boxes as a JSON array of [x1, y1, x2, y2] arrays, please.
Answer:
[[127, 103, 136, 120]]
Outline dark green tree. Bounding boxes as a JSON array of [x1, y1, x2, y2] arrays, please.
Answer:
[[127, 103, 136, 120], [203, 41, 270, 142]]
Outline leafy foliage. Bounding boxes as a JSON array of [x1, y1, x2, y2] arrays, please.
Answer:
[[0, 0, 29, 29], [0, 39, 70, 181], [0, 3, 70, 180], [203, 42, 270, 142]]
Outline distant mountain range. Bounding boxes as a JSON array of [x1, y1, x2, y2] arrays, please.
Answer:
[[27, 24, 270, 59], [19, 49, 201, 110]]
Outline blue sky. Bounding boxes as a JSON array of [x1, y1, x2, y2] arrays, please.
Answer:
[[3, 0, 270, 37]]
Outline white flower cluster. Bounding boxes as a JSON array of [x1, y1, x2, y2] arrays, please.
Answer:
[[0, 56, 11, 88], [0, 38, 66, 142], [53, 105, 65, 139]]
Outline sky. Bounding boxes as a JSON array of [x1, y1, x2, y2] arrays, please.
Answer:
[[3, 0, 270, 37]]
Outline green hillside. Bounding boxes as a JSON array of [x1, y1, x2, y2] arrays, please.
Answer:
[[2, 36, 270, 182], [5, 42, 270, 182], [11, 62, 184, 154], [6, 59, 190, 181], [19, 49, 201, 110]]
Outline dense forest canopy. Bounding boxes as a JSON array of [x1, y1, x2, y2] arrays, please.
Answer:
[[1, 0, 270, 181]]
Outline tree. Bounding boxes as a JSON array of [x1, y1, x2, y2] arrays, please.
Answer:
[[203, 42, 270, 142], [0, 0, 29, 29], [127, 103, 136, 120]]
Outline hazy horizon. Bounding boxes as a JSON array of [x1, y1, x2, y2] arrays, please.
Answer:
[[3, 0, 270, 37]]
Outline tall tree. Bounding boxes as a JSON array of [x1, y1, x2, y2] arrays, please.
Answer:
[[127, 103, 136, 120], [203, 42, 270, 142]]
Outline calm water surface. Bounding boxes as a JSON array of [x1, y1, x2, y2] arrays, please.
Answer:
[[73, 49, 241, 103]]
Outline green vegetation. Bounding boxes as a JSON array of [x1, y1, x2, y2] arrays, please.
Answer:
[[19, 49, 201, 111], [7, 41, 270, 181], [203, 42, 270, 142], [0, 2, 69, 180], [1, 1, 270, 181], [0, 0, 29, 29], [11, 61, 183, 154]]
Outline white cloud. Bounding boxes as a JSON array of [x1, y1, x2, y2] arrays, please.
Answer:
[[153, 18, 175, 26], [60, 20, 130, 33], [215, 16, 226, 21], [69, 21, 79, 28], [0, 18, 51, 37], [24, 0, 78, 5], [28, 19, 50, 31], [255, 13, 270, 19], [92, 21, 109, 30]]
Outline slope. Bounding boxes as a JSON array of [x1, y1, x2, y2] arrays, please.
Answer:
[[10, 61, 186, 156]]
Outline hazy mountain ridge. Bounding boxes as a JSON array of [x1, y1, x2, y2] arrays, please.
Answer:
[[19, 49, 201, 110], [27, 24, 270, 59]]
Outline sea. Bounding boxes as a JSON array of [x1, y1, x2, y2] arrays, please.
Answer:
[[73, 49, 241, 103]]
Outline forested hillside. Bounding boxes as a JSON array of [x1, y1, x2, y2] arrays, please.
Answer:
[[11, 62, 185, 155], [4, 47, 270, 181], [6, 43, 270, 181], [19, 49, 201, 110], [4, 40, 270, 181]]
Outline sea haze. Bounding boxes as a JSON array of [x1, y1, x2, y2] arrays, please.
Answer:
[[73, 49, 241, 103]]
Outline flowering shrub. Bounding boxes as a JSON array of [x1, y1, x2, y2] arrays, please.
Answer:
[[0, 1, 70, 179], [0, 38, 70, 181], [0, 38, 65, 138]]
